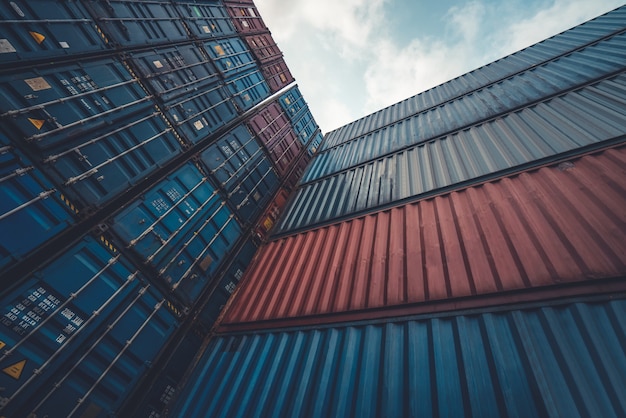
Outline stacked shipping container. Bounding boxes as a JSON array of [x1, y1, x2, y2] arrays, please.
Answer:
[[0, 1, 321, 417], [173, 6, 626, 418]]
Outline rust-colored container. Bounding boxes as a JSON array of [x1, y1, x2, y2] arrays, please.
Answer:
[[247, 101, 303, 177], [254, 188, 290, 241], [224, 3, 267, 34], [244, 33, 282, 64], [284, 149, 311, 191], [219, 145, 626, 331], [261, 58, 295, 92]]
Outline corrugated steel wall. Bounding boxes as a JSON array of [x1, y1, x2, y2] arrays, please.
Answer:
[[0, 0, 323, 416], [322, 6, 626, 149], [279, 72, 626, 232], [176, 298, 626, 418], [221, 146, 626, 330]]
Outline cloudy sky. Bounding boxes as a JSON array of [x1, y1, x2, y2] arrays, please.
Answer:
[[255, 0, 624, 134]]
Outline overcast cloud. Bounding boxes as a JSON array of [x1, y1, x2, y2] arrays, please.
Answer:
[[255, 0, 624, 133]]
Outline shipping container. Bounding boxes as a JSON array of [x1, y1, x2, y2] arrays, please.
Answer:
[[196, 239, 259, 329], [283, 150, 311, 191], [315, 30, 626, 164], [107, 162, 242, 307], [222, 146, 626, 329], [128, 44, 238, 145], [204, 36, 258, 78], [82, 0, 188, 47], [254, 188, 290, 241], [226, 67, 271, 112], [176, 298, 626, 418], [0, 236, 179, 418], [244, 33, 282, 64], [173, 0, 236, 40], [260, 58, 295, 92], [0, 134, 75, 271], [247, 101, 303, 177], [284, 72, 626, 232], [131, 328, 204, 418], [0, 56, 152, 151], [278, 85, 307, 121], [0, 0, 108, 64], [224, 3, 267, 34], [322, 6, 626, 149], [292, 109, 320, 148], [308, 132, 323, 156], [197, 125, 279, 222]]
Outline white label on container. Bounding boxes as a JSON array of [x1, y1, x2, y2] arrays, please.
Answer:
[[0, 39, 16, 53], [24, 77, 52, 91], [248, 8, 256, 17], [202, 25, 211, 33], [153, 60, 163, 69], [194, 120, 204, 130], [59, 41, 69, 49], [242, 20, 249, 28]]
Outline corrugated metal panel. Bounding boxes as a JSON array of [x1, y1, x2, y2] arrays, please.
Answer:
[[83, 0, 188, 47], [204, 36, 258, 79], [128, 44, 238, 145], [107, 162, 242, 308], [224, 3, 268, 34], [198, 124, 279, 222], [244, 33, 282, 64], [225, 67, 271, 112], [281, 73, 626, 232], [260, 58, 295, 93], [0, 0, 109, 64], [0, 236, 179, 418], [0, 134, 74, 271], [175, 298, 626, 418], [322, 5, 626, 149], [284, 149, 311, 191], [222, 146, 626, 327], [310, 31, 626, 177], [172, 1, 236, 40]]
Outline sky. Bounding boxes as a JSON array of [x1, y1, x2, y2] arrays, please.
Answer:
[[255, 0, 624, 134]]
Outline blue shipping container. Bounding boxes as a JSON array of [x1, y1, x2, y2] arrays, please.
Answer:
[[196, 239, 259, 329], [292, 109, 319, 147], [308, 132, 323, 156], [204, 37, 258, 79], [173, 1, 236, 39], [41, 107, 183, 209], [0, 236, 179, 418], [174, 298, 626, 418], [0, 134, 74, 271], [108, 162, 242, 307], [198, 125, 279, 222], [0, 0, 109, 64], [278, 85, 307, 121], [0, 57, 152, 150], [225, 68, 271, 112], [82, 0, 188, 47], [128, 44, 238, 145]]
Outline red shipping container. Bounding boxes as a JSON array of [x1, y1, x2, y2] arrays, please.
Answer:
[[244, 33, 282, 64], [254, 188, 290, 241], [224, 4, 267, 33], [261, 59, 294, 92], [219, 145, 626, 331]]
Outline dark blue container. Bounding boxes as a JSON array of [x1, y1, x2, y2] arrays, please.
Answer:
[[0, 57, 152, 150], [197, 125, 279, 222], [203, 37, 258, 79], [128, 44, 238, 145], [307, 132, 323, 156], [292, 109, 319, 147], [173, 1, 236, 39], [278, 85, 307, 121], [0, 134, 74, 271], [82, 0, 188, 47], [196, 239, 259, 328], [41, 107, 183, 210], [108, 162, 242, 307], [0, 0, 108, 64], [0, 236, 179, 418], [225, 68, 270, 112]]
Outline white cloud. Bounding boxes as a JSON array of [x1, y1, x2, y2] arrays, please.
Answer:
[[255, 0, 624, 133]]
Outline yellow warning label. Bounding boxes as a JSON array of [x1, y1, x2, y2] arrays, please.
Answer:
[[263, 217, 274, 230], [214, 45, 225, 56], [29, 31, 46, 44], [28, 118, 45, 130], [3, 359, 26, 380], [0, 341, 5, 350]]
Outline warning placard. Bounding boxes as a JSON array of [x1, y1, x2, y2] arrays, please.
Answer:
[[3, 359, 26, 380]]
